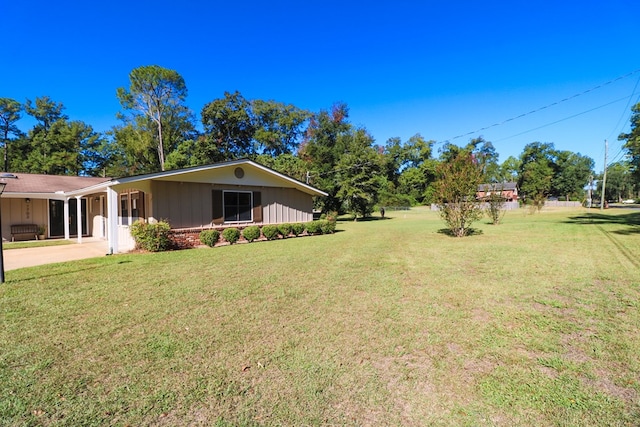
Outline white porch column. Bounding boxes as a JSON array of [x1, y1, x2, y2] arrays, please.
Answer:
[[63, 198, 70, 240], [99, 195, 106, 238], [107, 186, 119, 254], [76, 196, 83, 244]]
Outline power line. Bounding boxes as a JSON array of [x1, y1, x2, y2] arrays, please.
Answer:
[[606, 91, 640, 167], [607, 147, 627, 166], [439, 68, 640, 145], [494, 95, 631, 143], [606, 74, 640, 141]]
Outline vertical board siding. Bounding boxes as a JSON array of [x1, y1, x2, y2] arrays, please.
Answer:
[[261, 187, 312, 224], [151, 183, 313, 228]]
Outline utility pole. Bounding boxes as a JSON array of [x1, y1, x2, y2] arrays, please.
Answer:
[[588, 174, 593, 208], [600, 140, 608, 211]]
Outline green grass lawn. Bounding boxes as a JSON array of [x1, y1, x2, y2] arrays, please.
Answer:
[[1, 207, 639, 426]]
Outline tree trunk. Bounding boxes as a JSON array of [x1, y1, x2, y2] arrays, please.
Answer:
[[157, 119, 165, 172]]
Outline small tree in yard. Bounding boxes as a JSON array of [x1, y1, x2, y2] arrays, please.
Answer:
[[485, 190, 507, 225], [434, 151, 483, 237]]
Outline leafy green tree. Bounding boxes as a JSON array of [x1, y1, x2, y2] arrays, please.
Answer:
[[551, 151, 594, 201], [24, 96, 67, 133], [299, 102, 351, 213], [467, 137, 500, 182], [15, 96, 85, 174], [163, 137, 201, 171], [383, 134, 433, 183], [200, 93, 311, 161], [21, 118, 104, 175], [393, 159, 438, 205], [252, 99, 311, 156], [485, 190, 507, 225], [335, 128, 385, 219], [518, 142, 556, 209], [597, 161, 636, 201], [254, 153, 308, 182], [433, 151, 483, 237], [0, 98, 23, 171], [498, 156, 521, 182], [201, 91, 255, 161], [619, 102, 640, 183], [379, 134, 436, 206], [108, 120, 159, 175], [384, 134, 432, 172], [116, 65, 191, 171]]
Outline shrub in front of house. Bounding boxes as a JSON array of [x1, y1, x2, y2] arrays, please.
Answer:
[[199, 229, 220, 247], [319, 219, 336, 234], [277, 223, 292, 238], [261, 225, 279, 240], [130, 219, 172, 252], [242, 225, 261, 242], [291, 223, 305, 236], [305, 220, 322, 235], [222, 227, 241, 244]]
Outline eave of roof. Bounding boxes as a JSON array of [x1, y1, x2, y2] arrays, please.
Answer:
[[3, 159, 328, 198], [111, 159, 328, 197]]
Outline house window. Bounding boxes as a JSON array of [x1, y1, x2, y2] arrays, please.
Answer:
[[120, 194, 129, 225], [131, 191, 145, 220], [119, 191, 145, 226], [224, 191, 252, 222]]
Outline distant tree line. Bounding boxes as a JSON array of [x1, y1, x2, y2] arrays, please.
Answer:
[[1, 65, 638, 218]]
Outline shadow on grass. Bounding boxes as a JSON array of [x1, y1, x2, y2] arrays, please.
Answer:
[[337, 216, 390, 222], [8, 258, 133, 284], [565, 210, 640, 235], [437, 228, 483, 237]]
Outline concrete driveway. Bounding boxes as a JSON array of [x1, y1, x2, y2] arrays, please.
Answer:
[[3, 238, 110, 271]]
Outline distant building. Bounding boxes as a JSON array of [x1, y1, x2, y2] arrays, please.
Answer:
[[477, 182, 519, 202]]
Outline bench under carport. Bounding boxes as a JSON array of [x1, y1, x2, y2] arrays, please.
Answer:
[[10, 224, 39, 241]]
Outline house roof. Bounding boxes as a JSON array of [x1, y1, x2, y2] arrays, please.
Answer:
[[107, 159, 328, 197], [0, 173, 111, 195], [478, 182, 518, 191], [1, 159, 328, 198]]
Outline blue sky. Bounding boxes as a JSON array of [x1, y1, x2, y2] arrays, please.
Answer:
[[3, 1, 640, 172]]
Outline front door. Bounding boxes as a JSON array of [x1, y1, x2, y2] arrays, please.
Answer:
[[49, 199, 88, 237]]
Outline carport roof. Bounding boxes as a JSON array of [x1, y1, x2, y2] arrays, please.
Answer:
[[0, 173, 111, 194]]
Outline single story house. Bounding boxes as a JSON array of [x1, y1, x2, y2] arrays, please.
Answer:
[[477, 182, 519, 202], [0, 159, 327, 253]]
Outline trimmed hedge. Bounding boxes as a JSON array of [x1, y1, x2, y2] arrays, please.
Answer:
[[199, 229, 220, 247], [292, 223, 305, 236], [277, 223, 293, 238], [242, 225, 261, 242], [261, 225, 279, 240], [305, 220, 322, 234], [222, 227, 241, 244], [305, 219, 336, 235], [130, 220, 172, 252], [319, 219, 336, 234]]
